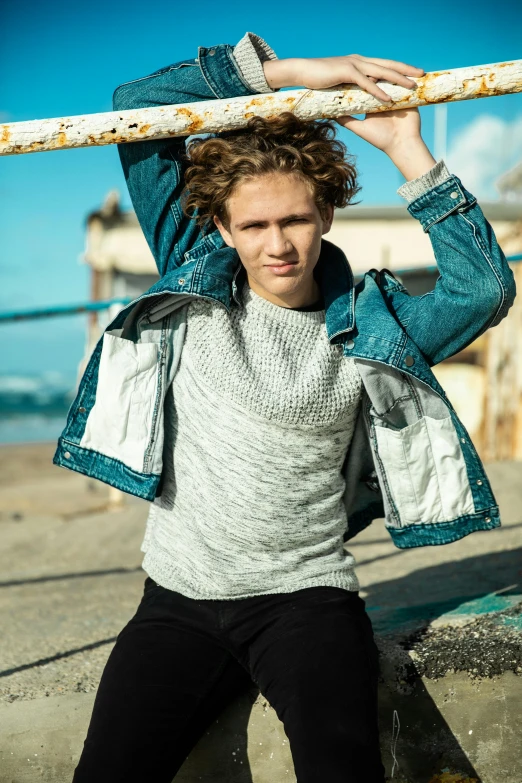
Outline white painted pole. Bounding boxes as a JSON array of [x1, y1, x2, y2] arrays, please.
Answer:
[[1, 59, 521, 157]]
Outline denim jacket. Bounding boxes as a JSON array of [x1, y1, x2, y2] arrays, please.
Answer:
[[53, 43, 516, 549]]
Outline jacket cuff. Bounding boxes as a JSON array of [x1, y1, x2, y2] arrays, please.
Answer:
[[233, 32, 278, 94], [406, 174, 477, 233], [198, 44, 259, 99], [397, 159, 452, 204]]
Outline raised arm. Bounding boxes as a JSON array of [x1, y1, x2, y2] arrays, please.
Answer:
[[376, 167, 517, 366], [337, 93, 516, 365], [113, 34, 277, 276]]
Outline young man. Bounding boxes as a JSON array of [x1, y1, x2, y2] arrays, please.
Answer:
[[64, 33, 516, 783]]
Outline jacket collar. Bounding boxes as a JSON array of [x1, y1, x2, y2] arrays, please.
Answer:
[[314, 239, 355, 341]]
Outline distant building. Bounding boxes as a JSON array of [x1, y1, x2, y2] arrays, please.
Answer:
[[83, 190, 159, 355]]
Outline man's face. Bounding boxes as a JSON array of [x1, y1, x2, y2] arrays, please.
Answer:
[[213, 172, 334, 309]]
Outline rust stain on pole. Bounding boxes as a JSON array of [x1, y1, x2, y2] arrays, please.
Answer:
[[1, 59, 521, 157], [175, 107, 204, 134]]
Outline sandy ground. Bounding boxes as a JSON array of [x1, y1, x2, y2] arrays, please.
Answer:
[[0, 443, 149, 704]]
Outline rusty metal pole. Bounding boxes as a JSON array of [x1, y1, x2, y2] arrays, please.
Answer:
[[1, 59, 521, 157]]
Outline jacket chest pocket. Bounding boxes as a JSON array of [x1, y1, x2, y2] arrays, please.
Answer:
[[80, 332, 160, 473], [372, 414, 475, 526]]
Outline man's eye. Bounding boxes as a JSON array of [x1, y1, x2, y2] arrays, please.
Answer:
[[243, 219, 306, 229]]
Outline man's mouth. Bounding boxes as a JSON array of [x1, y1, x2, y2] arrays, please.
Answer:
[[265, 262, 298, 274]]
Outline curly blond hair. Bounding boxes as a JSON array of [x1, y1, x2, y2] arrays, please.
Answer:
[[181, 112, 361, 233]]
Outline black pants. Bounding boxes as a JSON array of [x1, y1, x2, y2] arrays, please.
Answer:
[[73, 578, 385, 782]]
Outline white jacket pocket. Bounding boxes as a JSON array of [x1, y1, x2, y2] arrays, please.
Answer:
[[374, 415, 475, 526], [80, 332, 159, 473]]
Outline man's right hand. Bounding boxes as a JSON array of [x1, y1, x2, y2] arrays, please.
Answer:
[[263, 55, 424, 104]]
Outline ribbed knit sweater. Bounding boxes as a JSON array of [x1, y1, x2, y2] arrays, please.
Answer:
[[141, 283, 363, 599]]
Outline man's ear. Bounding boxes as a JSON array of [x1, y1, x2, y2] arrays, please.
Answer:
[[213, 215, 235, 248], [321, 204, 335, 235]]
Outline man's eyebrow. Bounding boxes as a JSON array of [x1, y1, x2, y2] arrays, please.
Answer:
[[235, 212, 314, 229]]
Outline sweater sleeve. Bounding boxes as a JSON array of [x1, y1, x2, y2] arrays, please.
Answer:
[[233, 32, 279, 94], [397, 159, 452, 203]]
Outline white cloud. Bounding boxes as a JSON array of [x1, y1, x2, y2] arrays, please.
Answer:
[[446, 113, 522, 200]]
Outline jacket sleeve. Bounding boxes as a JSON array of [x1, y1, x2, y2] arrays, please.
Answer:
[[112, 42, 267, 276], [380, 172, 517, 366]]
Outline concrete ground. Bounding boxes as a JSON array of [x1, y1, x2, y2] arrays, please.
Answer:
[[0, 443, 520, 782]]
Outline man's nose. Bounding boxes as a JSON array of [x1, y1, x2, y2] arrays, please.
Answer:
[[265, 227, 292, 257]]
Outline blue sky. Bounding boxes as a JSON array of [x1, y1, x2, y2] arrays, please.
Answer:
[[1, 0, 522, 383]]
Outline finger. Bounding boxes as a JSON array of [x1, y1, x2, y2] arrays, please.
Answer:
[[351, 54, 424, 74], [337, 114, 390, 140], [336, 115, 365, 136], [361, 61, 419, 89], [350, 69, 393, 102]]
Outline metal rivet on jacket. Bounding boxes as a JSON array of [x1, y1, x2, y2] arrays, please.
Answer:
[[404, 355, 415, 366]]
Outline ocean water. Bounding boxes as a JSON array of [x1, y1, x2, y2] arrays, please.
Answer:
[[0, 416, 66, 445], [0, 373, 74, 445]]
